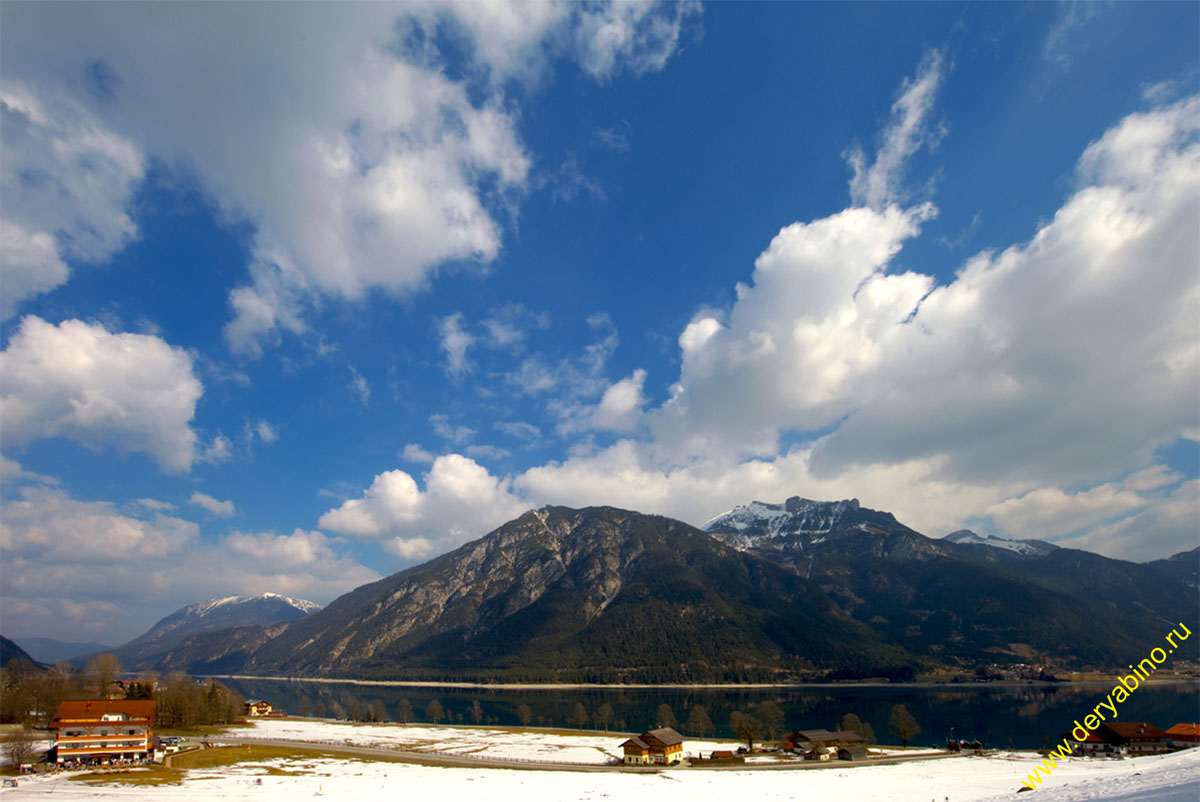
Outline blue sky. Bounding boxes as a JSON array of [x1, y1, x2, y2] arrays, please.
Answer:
[[2, 1, 1197, 644]]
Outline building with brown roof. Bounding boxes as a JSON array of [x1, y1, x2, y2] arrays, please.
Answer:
[[50, 700, 157, 765], [1097, 722, 1170, 755], [620, 727, 685, 765], [787, 729, 867, 752]]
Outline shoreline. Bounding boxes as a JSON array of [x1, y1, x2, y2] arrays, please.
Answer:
[[210, 674, 1200, 691]]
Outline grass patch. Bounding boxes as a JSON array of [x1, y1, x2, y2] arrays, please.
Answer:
[[71, 767, 185, 787]]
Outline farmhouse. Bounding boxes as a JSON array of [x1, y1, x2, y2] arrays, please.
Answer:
[[1165, 723, 1200, 749], [1097, 722, 1170, 755], [50, 699, 156, 765], [620, 727, 685, 765], [244, 699, 273, 717]]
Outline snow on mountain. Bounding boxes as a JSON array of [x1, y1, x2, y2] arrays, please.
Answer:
[[702, 497, 867, 549], [942, 529, 1057, 557], [113, 592, 322, 668]]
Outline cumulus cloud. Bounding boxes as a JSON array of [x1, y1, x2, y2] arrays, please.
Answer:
[[366, 92, 1199, 563], [0, 482, 378, 643], [589, 369, 648, 432], [0, 86, 145, 317], [0, 316, 203, 472], [188, 491, 236, 518], [1, 2, 696, 356], [318, 453, 528, 559]]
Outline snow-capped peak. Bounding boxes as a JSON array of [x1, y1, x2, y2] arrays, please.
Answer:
[[943, 529, 1055, 557]]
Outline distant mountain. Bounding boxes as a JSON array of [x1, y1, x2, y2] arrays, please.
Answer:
[[942, 529, 1056, 557], [162, 506, 911, 682], [1147, 547, 1199, 590], [704, 497, 1194, 668], [1, 635, 44, 670], [12, 637, 113, 665], [115, 593, 320, 669]]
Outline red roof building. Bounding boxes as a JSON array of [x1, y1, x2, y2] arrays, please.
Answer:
[[1165, 723, 1199, 747], [50, 700, 157, 765]]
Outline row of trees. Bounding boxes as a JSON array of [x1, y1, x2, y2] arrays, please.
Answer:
[[2, 654, 126, 726], [332, 694, 921, 750]]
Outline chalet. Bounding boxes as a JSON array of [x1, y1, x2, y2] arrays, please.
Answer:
[[50, 700, 156, 765], [1097, 722, 1170, 755], [620, 727, 685, 765], [244, 699, 273, 717], [1165, 723, 1199, 749]]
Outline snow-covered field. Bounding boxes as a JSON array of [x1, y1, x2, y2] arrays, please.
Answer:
[[228, 717, 743, 764], [4, 719, 1197, 801]]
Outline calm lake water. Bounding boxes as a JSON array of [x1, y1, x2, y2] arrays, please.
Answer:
[[221, 678, 1200, 749]]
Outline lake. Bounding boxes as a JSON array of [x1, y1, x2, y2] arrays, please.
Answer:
[[219, 677, 1200, 749]]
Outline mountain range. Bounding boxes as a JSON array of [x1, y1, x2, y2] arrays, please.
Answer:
[[110, 593, 321, 670], [141, 498, 1198, 682]]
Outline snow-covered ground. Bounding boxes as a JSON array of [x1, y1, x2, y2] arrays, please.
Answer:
[[227, 717, 743, 764], [4, 719, 1197, 801]]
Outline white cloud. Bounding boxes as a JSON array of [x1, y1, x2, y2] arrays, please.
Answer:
[[481, 303, 550, 350], [1056, 479, 1199, 561], [367, 93, 1200, 564], [402, 443, 436, 464], [846, 49, 945, 209], [188, 491, 236, 518], [0, 86, 145, 318], [1, 3, 697, 356], [438, 313, 475, 377], [430, 413, 476, 445], [0, 454, 57, 486], [1, 486, 197, 564], [254, 419, 278, 444], [348, 365, 371, 406], [0, 482, 378, 643], [318, 454, 528, 559], [199, 434, 233, 465], [465, 444, 511, 460], [573, 0, 702, 80], [0, 316, 203, 473], [589, 369, 648, 432], [494, 421, 541, 441]]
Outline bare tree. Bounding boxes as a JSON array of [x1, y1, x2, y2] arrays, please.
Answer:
[[888, 704, 921, 747], [596, 703, 614, 733], [755, 700, 784, 743], [397, 698, 413, 725], [470, 699, 483, 725], [686, 704, 714, 737], [730, 711, 761, 751], [85, 653, 123, 696], [425, 699, 444, 725], [571, 702, 588, 730], [2, 728, 40, 771]]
